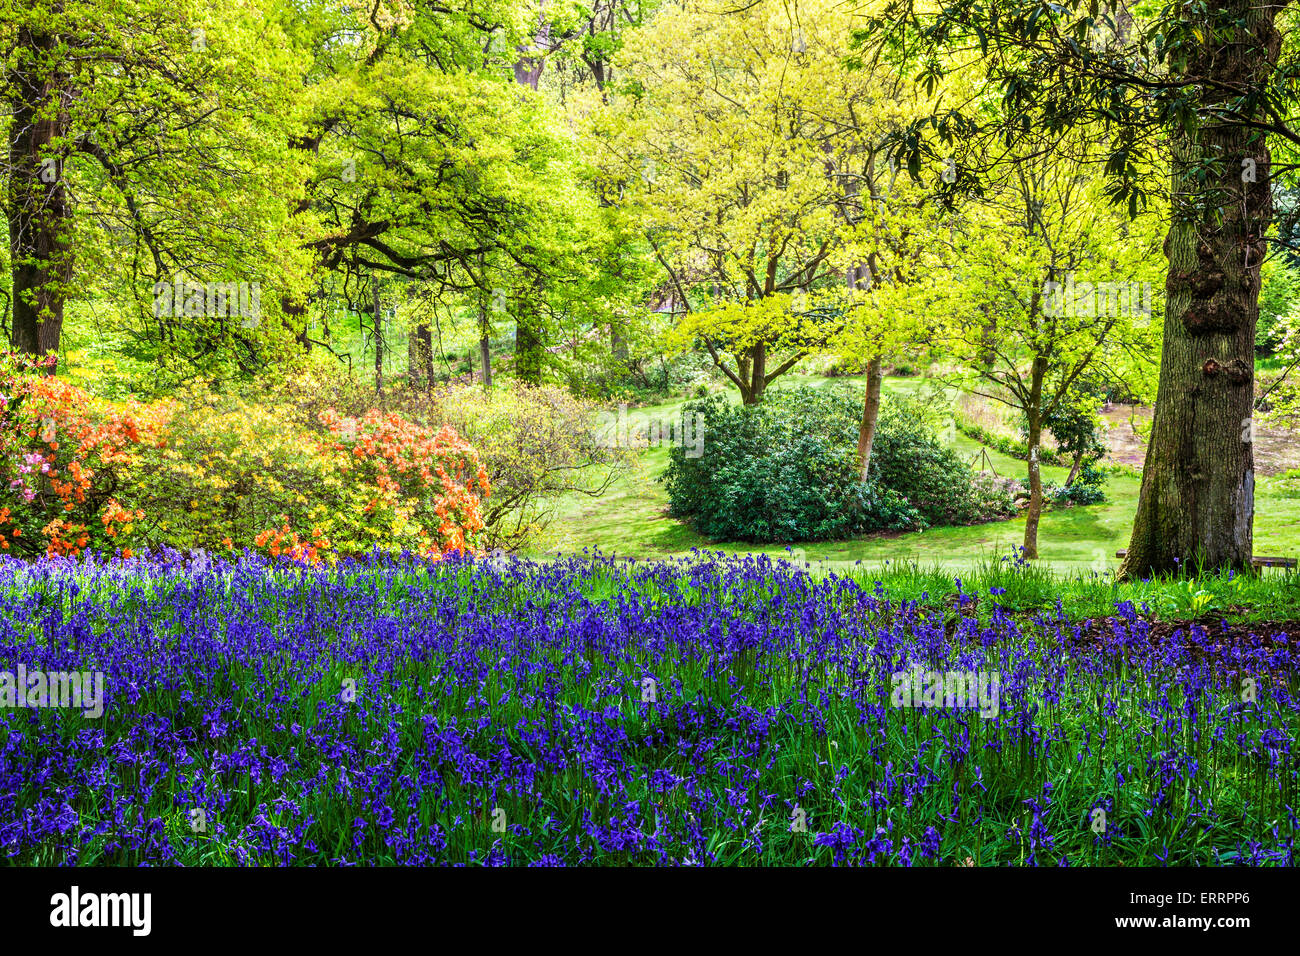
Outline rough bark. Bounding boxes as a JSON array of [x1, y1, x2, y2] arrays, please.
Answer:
[[8, 24, 73, 367], [1119, 5, 1278, 578]]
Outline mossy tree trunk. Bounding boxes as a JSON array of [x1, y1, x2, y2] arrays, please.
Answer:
[[8, 25, 72, 367], [1119, 5, 1279, 579]]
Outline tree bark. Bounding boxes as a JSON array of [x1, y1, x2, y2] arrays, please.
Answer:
[[1118, 5, 1278, 579], [1022, 356, 1048, 559], [857, 356, 884, 480], [479, 332, 492, 389], [8, 24, 73, 368], [408, 319, 432, 389], [747, 341, 766, 404]]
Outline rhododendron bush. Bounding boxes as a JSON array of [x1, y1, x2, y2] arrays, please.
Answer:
[[0, 358, 489, 561]]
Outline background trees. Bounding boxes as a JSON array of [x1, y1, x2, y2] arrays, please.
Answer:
[[857, 0, 1295, 575], [930, 139, 1163, 557]]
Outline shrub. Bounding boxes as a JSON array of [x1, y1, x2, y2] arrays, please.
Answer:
[[420, 383, 631, 550], [0, 358, 490, 563], [1047, 464, 1108, 506], [0, 353, 164, 558], [661, 387, 974, 543], [131, 381, 489, 560], [869, 398, 1017, 527]]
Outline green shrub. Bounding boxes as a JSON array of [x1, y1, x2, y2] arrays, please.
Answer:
[[662, 386, 1013, 543], [869, 399, 1017, 526]]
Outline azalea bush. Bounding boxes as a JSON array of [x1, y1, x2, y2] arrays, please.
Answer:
[[132, 382, 489, 560], [0, 361, 490, 562], [0, 353, 164, 558]]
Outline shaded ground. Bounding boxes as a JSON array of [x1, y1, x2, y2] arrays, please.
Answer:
[[1068, 615, 1300, 669], [1101, 402, 1300, 477]]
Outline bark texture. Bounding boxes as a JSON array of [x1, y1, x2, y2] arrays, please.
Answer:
[[1119, 5, 1278, 578], [8, 25, 73, 366]]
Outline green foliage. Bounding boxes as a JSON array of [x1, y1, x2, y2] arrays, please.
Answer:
[[414, 383, 633, 551], [661, 389, 920, 542], [662, 386, 1018, 543], [1258, 255, 1300, 354], [868, 398, 1018, 527]]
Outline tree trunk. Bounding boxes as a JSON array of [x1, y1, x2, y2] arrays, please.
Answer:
[[417, 323, 432, 392], [1022, 357, 1048, 559], [1023, 431, 1044, 560], [846, 262, 884, 479], [479, 333, 492, 389], [746, 341, 766, 404], [1118, 6, 1278, 579], [857, 356, 884, 480], [372, 280, 383, 394], [8, 24, 73, 367], [1064, 450, 1084, 489], [408, 320, 432, 389], [515, 293, 543, 386], [611, 324, 628, 364]]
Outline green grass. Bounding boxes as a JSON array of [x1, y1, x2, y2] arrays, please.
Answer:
[[534, 375, 1300, 581]]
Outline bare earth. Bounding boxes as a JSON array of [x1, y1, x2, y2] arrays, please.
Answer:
[[1101, 404, 1300, 477]]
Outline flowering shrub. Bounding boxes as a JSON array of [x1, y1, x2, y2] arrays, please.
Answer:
[[0, 353, 161, 557], [132, 383, 489, 560], [0, 361, 489, 562], [316, 408, 488, 557]]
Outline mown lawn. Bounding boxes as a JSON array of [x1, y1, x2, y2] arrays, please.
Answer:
[[534, 375, 1300, 576]]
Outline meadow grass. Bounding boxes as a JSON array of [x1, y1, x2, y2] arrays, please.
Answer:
[[536, 376, 1300, 575]]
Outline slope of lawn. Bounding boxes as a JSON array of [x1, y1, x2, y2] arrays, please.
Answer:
[[535, 375, 1300, 576]]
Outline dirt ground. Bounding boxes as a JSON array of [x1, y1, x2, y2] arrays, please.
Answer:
[[1069, 614, 1300, 668], [1101, 403, 1299, 477]]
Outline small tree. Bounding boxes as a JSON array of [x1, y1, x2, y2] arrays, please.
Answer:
[[933, 142, 1162, 558]]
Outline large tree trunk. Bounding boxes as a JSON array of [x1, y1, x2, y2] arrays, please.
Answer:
[[8, 25, 73, 367], [1119, 6, 1278, 579]]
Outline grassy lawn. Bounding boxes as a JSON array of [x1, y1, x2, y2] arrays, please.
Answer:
[[533, 375, 1300, 576]]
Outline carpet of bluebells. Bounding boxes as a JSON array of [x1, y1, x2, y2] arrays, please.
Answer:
[[0, 549, 1296, 866]]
